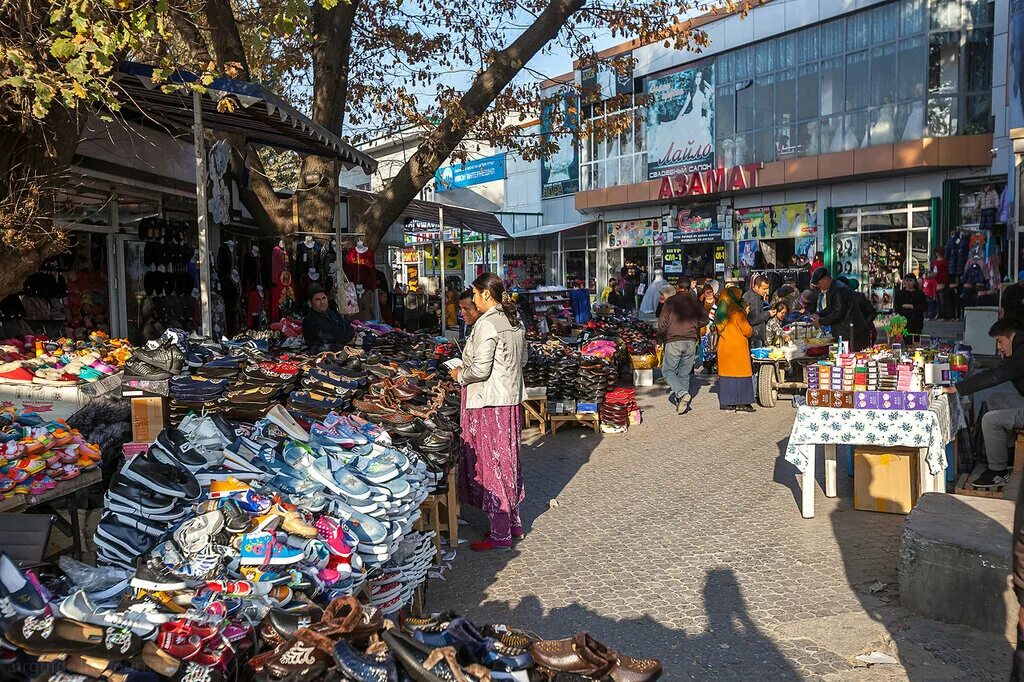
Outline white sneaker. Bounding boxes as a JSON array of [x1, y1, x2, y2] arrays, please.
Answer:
[[266, 404, 309, 442]]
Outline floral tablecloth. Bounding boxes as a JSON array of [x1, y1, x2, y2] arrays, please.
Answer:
[[784, 407, 949, 476]]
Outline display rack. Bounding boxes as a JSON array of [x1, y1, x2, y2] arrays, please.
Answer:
[[519, 287, 574, 332]]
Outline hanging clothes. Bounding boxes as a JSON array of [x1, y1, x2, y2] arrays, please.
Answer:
[[343, 246, 377, 290], [295, 239, 322, 302], [247, 287, 270, 330], [271, 243, 290, 321], [945, 231, 970, 279], [243, 245, 263, 293], [571, 288, 592, 324]]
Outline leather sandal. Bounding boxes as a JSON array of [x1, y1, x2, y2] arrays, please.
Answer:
[[249, 596, 363, 678]]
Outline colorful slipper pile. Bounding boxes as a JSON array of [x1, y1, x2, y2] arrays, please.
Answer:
[[0, 408, 102, 497], [0, 332, 133, 386]]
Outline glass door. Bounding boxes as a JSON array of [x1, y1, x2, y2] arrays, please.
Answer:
[[115, 235, 147, 344]]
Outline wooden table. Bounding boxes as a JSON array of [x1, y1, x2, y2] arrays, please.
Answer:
[[522, 398, 549, 434], [0, 469, 102, 558], [549, 413, 600, 434]]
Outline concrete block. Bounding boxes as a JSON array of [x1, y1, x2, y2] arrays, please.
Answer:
[[898, 492, 1016, 640]]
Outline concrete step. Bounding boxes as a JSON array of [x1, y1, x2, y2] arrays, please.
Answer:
[[899, 492, 1016, 640]]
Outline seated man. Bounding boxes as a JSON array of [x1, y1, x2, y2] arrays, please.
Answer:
[[303, 285, 354, 354], [945, 317, 1024, 488]]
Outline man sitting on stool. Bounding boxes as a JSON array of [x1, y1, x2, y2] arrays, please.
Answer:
[[303, 285, 354, 354], [944, 316, 1024, 489]]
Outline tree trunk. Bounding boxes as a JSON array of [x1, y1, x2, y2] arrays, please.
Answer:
[[354, 0, 585, 247], [0, 108, 84, 298]]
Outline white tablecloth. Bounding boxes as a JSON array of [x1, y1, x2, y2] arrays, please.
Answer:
[[784, 407, 949, 476]]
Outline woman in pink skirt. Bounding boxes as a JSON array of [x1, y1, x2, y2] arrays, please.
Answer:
[[451, 272, 528, 551]]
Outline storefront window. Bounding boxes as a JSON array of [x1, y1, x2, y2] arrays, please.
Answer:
[[819, 57, 845, 117], [928, 31, 959, 93], [845, 51, 870, 111], [901, 0, 925, 35], [54, 186, 113, 226], [870, 44, 897, 107], [927, 96, 958, 136], [872, 3, 900, 44], [798, 26, 819, 64], [964, 93, 992, 135], [847, 12, 870, 51], [930, 0, 961, 31], [897, 35, 927, 101]]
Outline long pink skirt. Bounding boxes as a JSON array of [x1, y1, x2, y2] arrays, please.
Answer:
[[458, 397, 525, 517]]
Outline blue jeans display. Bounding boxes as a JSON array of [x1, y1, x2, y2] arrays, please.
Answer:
[[661, 339, 697, 399]]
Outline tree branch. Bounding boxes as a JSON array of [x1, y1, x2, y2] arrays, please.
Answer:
[[355, 0, 586, 244], [203, 0, 251, 78]]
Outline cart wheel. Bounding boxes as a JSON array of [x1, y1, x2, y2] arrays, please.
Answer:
[[757, 364, 777, 408]]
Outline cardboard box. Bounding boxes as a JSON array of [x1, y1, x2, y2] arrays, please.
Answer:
[[806, 389, 833, 408], [833, 391, 855, 409], [904, 392, 930, 410], [0, 374, 121, 421], [855, 391, 881, 409], [854, 447, 920, 514], [546, 400, 576, 415], [632, 369, 654, 387], [524, 387, 548, 400], [131, 397, 167, 442], [576, 402, 600, 414], [122, 442, 151, 461], [879, 392, 906, 410]]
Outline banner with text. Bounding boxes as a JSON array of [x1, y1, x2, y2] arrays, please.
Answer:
[[435, 154, 506, 192], [606, 218, 664, 248], [646, 65, 715, 179]]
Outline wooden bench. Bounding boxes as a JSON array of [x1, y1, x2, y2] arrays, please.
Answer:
[[549, 413, 600, 435], [417, 468, 459, 561]]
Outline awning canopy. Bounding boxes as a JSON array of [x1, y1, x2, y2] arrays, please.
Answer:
[[342, 188, 510, 238], [507, 220, 599, 239], [114, 62, 377, 174]]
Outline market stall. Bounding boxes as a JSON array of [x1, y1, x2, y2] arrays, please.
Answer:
[[782, 344, 969, 518]]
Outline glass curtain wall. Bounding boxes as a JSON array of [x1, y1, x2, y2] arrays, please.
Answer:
[[580, 96, 646, 191], [712, 0, 992, 165]]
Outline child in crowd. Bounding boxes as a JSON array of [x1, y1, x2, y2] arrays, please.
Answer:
[[765, 301, 789, 346], [921, 272, 937, 320]]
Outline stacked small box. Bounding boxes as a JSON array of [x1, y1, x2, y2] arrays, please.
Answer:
[[904, 392, 929, 410], [807, 365, 820, 389], [854, 391, 881, 409], [806, 389, 833, 407], [878, 392, 906, 410], [833, 391, 855, 409]]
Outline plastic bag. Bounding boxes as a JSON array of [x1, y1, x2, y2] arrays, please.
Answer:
[[59, 556, 131, 591]]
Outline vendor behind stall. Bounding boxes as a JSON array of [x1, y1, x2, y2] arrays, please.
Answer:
[[944, 317, 1024, 489], [811, 267, 872, 352], [303, 285, 354, 353], [894, 273, 927, 337]]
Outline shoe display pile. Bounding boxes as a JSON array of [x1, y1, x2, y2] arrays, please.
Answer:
[[0, 408, 102, 498], [601, 387, 640, 433], [0, 332, 133, 386]]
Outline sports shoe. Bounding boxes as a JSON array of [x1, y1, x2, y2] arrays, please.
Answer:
[[172, 509, 225, 555], [220, 499, 251, 534], [59, 590, 156, 637], [239, 532, 305, 566], [204, 580, 253, 597], [208, 477, 253, 499], [309, 457, 373, 501], [972, 468, 1010, 489], [676, 393, 692, 414], [131, 556, 187, 592], [121, 452, 201, 499], [254, 505, 318, 538], [153, 428, 209, 473], [133, 344, 185, 374]]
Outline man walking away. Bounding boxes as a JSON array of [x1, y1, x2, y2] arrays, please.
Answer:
[[743, 275, 771, 348], [656, 285, 705, 414]]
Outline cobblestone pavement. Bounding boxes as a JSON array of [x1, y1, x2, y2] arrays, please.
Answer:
[[427, 375, 1011, 680]]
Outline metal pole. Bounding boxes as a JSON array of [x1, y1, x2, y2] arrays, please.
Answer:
[[192, 90, 213, 337], [557, 231, 563, 286], [439, 205, 446, 333]]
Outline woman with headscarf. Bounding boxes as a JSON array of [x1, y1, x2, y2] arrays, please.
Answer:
[[714, 285, 756, 412]]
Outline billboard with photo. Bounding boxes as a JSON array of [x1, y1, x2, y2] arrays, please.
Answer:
[[540, 93, 580, 199], [645, 64, 715, 179], [734, 202, 818, 241]]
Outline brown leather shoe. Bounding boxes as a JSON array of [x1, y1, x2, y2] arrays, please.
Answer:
[[530, 633, 615, 677]]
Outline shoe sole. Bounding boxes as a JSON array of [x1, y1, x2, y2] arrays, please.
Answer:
[[971, 480, 1007, 489], [105, 490, 176, 515], [130, 576, 187, 592], [238, 555, 303, 566]]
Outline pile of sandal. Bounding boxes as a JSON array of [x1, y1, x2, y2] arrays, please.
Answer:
[[0, 332, 132, 386], [0, 409, 102, 498]]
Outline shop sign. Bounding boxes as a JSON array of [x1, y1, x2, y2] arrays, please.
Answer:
[[401, 247, 419, 263], [658, 163, 762, 200], [663, 246, 683, 275], [672, 204, 719, 244], [835, 235, 861, 284], [434, 154, 506, 192], [606, 218, 663, 248], [734, 201, 817, 241], [407, 265, 419, 292], [646, 65, 716, 178], [714, 244, 726, 274]]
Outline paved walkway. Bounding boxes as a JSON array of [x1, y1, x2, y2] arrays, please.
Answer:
[[429, 376, 1010, 681]]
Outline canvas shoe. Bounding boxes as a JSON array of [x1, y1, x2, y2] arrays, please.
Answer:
[[173, 509, 225, 555], [59, 590, 156, 637], [239, 532, 304, 566], [254, 505, 318, 538], [309, 458, 373, 502], [153, 428, 209, 473], [265, 404, 309, 442], [109, 510, 171, 537], [208, 477, 253, 500], [131, 555, 188, 592], [352, 457, 399, 484], [0, 552, 45, 618], [121, 451, 201, 500]]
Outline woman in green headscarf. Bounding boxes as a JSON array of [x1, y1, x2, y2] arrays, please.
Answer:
[[715, 285, 755, 412]]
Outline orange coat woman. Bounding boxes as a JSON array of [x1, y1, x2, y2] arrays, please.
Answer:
[[714, 286, 756, 412]]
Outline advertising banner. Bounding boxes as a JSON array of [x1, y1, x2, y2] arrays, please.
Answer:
[[646, 65, 715, 179], [734, 202, 818, 241], [434, 154, 506, 192], [835, 234, 861, 283], [606, 218, 664, 248], [540, 93, 580, 199], [672, 204, 719, 244], [613, 54, 635, 96], [663, 246, 683, 275]]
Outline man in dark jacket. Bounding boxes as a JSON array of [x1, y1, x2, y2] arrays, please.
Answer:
[[1003, 271, 1024, 321], [303, 285, 354, 354], [811, 267, 871, 352], [944, 317, 1024, 678], [656, 285, 705, 414], [743, 275, 771, 348]]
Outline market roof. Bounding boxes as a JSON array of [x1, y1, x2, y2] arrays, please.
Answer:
[[114, 62, 377, 174], [506, 220, 599, 239], [341, 188, 510, 238]]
